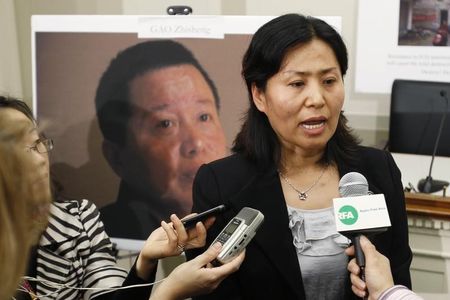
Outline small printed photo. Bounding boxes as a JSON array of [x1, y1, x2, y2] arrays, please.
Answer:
[[398, 0, 450, 46]]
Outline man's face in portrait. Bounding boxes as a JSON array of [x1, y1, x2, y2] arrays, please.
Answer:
[[117, 64, 227, 213]]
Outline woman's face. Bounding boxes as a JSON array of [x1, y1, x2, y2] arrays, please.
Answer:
[[252, 38, 345, 157], [3, 108, 51, 180], [2, 108, 51, 241]]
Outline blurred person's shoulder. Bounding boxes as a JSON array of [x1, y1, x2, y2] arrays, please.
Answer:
[[43, 200, 93, 243], [51, 199, 100, 218]]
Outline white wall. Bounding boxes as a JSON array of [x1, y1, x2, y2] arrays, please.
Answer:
[[0, 0, 23, 97]]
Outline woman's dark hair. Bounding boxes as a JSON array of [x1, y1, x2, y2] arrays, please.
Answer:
[[232, 14, 360, 169], [0, 96, 65, 200], [0, 96, 35, 123]]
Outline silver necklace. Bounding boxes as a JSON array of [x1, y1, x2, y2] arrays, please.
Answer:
[[278, 165, 327, 201]]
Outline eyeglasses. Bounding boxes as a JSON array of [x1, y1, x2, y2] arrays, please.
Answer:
[[26, 138, 54, 154]]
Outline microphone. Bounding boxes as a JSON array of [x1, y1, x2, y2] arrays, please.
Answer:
[[333, 172, 391, 291], [417, 90, 449, 193]]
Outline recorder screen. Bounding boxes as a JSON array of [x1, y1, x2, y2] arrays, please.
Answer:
[[224, 220, 241, 235]]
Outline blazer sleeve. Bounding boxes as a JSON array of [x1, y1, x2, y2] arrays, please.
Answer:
[[186, 164, 244, 300]]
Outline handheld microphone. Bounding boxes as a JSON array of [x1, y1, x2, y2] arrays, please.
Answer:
[[333, 172, 391, 289], [417, 90, 449, 193]]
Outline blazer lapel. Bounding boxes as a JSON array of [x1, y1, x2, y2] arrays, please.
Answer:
[[229, 167, 305, 298]]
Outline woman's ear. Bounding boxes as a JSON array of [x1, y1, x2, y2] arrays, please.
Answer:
[[251, 83, 267, 113]]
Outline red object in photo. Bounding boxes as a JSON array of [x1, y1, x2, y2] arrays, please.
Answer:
[[433, 33, 443, 45], [433, 21, 448, 46]]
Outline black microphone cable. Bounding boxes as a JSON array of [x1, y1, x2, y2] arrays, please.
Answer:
[[427, 90, 448, 179], [418, 90, 449, 193]]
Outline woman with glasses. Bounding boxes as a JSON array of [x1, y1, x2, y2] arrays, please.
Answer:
[[0, 114, 52, 300], [0, 96, 244, 300], [0, 96, 128, 299]]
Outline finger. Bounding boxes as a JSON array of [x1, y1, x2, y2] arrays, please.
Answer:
[[349, 273, 366, 290], [205, 262, 213, 268], [188, 221, 207, 248], [180, 213, 197, 221], [345, 245, 355, 256], [351, 284, 367, 298], [171, 214, 188, 245], [359, 235, 377, 255], [183, 213, 197, 218], [207, 250, 245, 281], [161, 220, 178, 247], [215, 250, 245, 273], [192, 242, 222, 267], [186, 219, 206, 240], [203, 216, 216, 229], [347, 258, 360, 275]]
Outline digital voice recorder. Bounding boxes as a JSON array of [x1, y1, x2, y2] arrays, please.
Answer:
[[211, 207, 264, 265]]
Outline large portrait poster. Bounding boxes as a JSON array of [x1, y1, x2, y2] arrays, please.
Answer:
[[356, 0, 450, 94], [33, 15, 341, 249]]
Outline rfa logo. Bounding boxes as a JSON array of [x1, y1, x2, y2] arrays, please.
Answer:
[[338, 205, 358, 225]]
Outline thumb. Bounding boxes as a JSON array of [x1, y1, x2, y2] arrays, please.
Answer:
[[359, 235, 376, 256], [192, 242, 222, 266]]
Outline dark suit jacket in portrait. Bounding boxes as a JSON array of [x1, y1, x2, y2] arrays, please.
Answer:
[[100, 182, 161, 240], [186, 146, 412, 300]]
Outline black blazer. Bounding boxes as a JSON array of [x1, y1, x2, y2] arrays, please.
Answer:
[[186, 146, 412, 300]]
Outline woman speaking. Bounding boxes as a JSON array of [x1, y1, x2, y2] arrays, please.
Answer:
[[186, 13, 412, 299]]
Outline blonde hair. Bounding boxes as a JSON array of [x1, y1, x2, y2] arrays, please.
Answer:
[[0, 116, 51, 299]]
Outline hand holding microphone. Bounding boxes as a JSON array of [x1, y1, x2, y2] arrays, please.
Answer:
[[346, 235, 394, 300], [333, 172, 391, 298], [346, 235, 422, 300]]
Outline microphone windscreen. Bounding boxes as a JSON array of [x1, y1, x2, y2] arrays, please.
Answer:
[[339, 172, 369, 197]]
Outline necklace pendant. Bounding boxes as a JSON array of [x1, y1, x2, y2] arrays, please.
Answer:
[[298, 192, 308, 201]]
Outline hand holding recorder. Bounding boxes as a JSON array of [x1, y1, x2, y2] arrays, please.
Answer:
[[181, 205, 264, 265], [138, 210, 246, 300], [136, 213, 215, 279], [151, 243, 245, 300], [210, 207, 264, 265]]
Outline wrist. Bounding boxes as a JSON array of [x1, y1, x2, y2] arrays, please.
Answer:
[[136, 253, 158, 280], [151, 280, 182, 300], [372, 283, 395, 300]]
